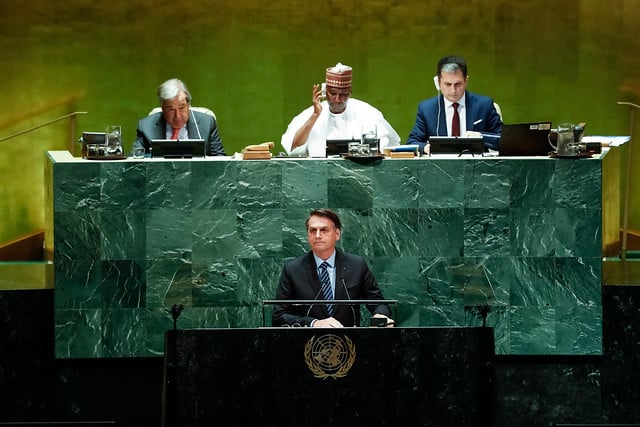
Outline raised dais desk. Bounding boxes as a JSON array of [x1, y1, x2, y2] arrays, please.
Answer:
[[46, 150, 619, 358]]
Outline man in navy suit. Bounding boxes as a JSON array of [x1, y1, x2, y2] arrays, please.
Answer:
[[407, 55, 502, 154], [133, 78, 226, 156], [272, 209, 393, 328]]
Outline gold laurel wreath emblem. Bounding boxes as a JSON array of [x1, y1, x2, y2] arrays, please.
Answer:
[[304, 334, 356, 379]]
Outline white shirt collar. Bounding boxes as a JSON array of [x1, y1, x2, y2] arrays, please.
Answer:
[[314, 251, 336, 269], [445, 93, 466, 109]]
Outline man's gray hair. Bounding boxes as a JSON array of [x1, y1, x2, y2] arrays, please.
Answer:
[[441, 62, 462, 74], [437, 55, 468, 77], [157, 78, 192, 104]]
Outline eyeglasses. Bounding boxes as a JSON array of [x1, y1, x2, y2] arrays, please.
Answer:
[[307, 227, 335, 235]]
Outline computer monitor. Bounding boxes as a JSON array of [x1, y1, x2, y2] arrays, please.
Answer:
[[428, 136, 484, 156], [150, 139, 206, 158]]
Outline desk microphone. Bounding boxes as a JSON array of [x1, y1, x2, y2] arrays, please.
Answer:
[[190, 109, 203, 140], [340, 275, 357, 327], [434, 75, 442, 138], [305, 284, 326, 323]]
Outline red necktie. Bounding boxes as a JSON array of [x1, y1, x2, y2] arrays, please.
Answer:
[[171, 128, 180, 140], [452, 102, 460, 136]]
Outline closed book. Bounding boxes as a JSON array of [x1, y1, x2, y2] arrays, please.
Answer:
[[242, 152, 272, 160]]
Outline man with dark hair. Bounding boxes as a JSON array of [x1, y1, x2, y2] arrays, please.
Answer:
[[406, 55, 502, 154], [272, 208, 393, 328]]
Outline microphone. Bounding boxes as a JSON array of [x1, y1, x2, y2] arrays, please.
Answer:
[[340, 276, 357, 327], [434, 75, 442, 138], [305, 284, 326, 323], [190, 108, 203, 140]]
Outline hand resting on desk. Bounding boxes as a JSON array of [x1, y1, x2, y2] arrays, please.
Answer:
[[372, 313, 395, 328], [311, 313, 394, 328]]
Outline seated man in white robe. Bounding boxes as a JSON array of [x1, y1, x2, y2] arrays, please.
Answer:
[[281, 62, 400, 157]]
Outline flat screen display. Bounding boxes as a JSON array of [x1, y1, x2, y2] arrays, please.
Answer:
[[150, 139, 206, 158], [429, 136, 484, 156]]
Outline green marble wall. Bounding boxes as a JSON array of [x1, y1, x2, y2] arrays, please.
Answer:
[[2, 0, 640, 248], [49, 152, 604, 358]]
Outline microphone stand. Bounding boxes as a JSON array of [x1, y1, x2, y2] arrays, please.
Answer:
[[170, 304, 184, 331]]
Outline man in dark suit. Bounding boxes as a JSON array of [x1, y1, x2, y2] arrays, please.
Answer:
[[272, 208, 393, 328], [133, 78, 226, 156], [407, 55, 502, 154]]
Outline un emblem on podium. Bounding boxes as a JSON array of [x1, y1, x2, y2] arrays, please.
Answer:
[[304, 334, 356, 379]]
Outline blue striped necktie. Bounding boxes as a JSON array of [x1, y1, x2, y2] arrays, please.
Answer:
[[318, 261, 334, 315]]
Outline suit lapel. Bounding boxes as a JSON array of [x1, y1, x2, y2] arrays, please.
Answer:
[[464, 91, 473, 124], [333, 250, 347, 300], [437, 96, 447, 136], [186, 112, 198, 139], [153, 114, 166, 139], [303, 252, 323, 297]]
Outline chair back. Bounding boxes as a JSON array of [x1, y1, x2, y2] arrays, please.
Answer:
[[148, 106, 216, 119], [493, 102, 503, 121]]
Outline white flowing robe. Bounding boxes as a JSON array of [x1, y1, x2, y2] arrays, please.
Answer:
[[281, 98, 401, 157]]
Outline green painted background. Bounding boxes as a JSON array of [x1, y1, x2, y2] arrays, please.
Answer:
[[1, 0, 639, 245]]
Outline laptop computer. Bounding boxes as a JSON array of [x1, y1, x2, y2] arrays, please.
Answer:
[[498, 122, 552, 156], [428, 136, 484, 156], [150, 139, 206, 158]]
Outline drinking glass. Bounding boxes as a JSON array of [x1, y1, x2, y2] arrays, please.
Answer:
[[361, 124, 378, 153], [106, 125, 123, 156], [131, 146, 145, 159]]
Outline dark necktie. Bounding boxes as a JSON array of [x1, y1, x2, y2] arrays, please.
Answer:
[[452, 102, 460, 137], [318, 261, 334, 316]]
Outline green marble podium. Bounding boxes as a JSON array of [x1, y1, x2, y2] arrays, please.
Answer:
[[46, 150, 618, 358]]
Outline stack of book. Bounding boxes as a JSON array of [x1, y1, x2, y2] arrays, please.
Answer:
[[384, 145, 420, 158], [242, 142, 274, 160]]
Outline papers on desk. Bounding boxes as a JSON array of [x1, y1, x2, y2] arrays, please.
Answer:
[[582, 136, 630, 147]]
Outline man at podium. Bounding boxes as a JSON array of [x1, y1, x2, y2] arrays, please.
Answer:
[[272, 209, 393, 328]]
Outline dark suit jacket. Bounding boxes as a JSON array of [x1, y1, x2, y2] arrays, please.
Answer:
[[407, 91, 502, 152], [134, 110, 225, 156], [272, 249, 391, 327]]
